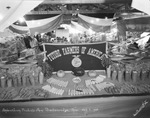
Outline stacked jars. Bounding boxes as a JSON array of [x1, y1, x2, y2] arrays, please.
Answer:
[[110, 69, 149, 83]]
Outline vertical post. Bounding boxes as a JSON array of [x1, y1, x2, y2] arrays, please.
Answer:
[[106, 41, 111, 78], [42, 43, 47, 62]]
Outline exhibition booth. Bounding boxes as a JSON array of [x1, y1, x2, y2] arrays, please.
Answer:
[[0, 0, 150, 118]]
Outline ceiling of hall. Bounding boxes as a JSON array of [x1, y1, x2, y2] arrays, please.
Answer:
[[20, 0, 144, 25], [27, 0, 139, 15]]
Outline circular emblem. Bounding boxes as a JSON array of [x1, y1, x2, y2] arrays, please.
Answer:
[[71, 55, 82, 67]]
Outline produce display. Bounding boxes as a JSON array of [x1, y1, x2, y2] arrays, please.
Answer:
[[0, 88, 18, 100], [47, 77, 68, 87], [95, 82, 115, 91], [0, 39, 150, 101], [57, 70, 65, 78], [34, 88, 50, 98], [19, 87, 34, 99], [85, 75, 106, 86], [72, 77, 81, 84], [0, 36, 26, 62], [42, 85, 65, 96], [120, 83, 150, 94], [68, 88, 94, 96], [104, 86, 121, 94], [1, 29, 150, 103], [0, 70, 150, 101], [88, 70, 97, 77]]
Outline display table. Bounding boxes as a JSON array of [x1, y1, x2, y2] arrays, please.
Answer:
[[0, 60, 150, 118]]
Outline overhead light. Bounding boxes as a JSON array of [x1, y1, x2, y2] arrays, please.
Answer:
[[0, 14, 4, 21], [19, 17, 25, 23]]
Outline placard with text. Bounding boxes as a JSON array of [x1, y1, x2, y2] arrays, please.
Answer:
[[43, 42, 106, 71]]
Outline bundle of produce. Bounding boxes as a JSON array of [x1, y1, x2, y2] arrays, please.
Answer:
[[47, 77, 68, 87], [0, 36, 26, 62], [95, 82, 114, 91], [19, 87, 34, 99], [122, 60, 150, 78], [42, 85, 64, 96], [0, 88, 18, 100], [34, 88, 50, 98], [87, 84, 97, 92], [101, 54, 111, 68], [85, 75, 105, 86], [68, 88, 94, 96], [119, 83, 150, 94], [30, 65, 42, 84], [111, 62, 126, 72], [104, 86, 121, 94], [36, 55, 53, 78], [136, 84, 150, 94]]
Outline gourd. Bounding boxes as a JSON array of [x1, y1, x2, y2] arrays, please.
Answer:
[[88, 70, 97, 77], [57, 70, 65, 78]]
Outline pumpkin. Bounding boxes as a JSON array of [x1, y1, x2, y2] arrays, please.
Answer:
[[57, 70, 65, 78], [88, 70, 97, 77]]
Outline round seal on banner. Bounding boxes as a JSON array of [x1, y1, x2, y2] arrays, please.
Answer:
[[72, 55, 82, 68]]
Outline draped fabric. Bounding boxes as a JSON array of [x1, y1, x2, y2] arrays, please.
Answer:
[[78, 14, 113, 26], [78, 16, 111, 32], [25, 14, 63, 35], [71, 21, 88, 32], [78, 14, 113, 32], [9, 24, 29, 34], [0, 0, 43, 32]]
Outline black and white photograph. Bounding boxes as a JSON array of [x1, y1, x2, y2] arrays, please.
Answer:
[[0, 0, 150, 118]]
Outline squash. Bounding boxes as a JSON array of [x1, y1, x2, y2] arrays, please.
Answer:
[[57, 70, 65, 78], [88, 70, 97, 77]]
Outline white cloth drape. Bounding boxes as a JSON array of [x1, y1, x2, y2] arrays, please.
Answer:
[[71, 21, 88, 32], [26, 15, 61, 28], [78, 14, 113, 26]]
